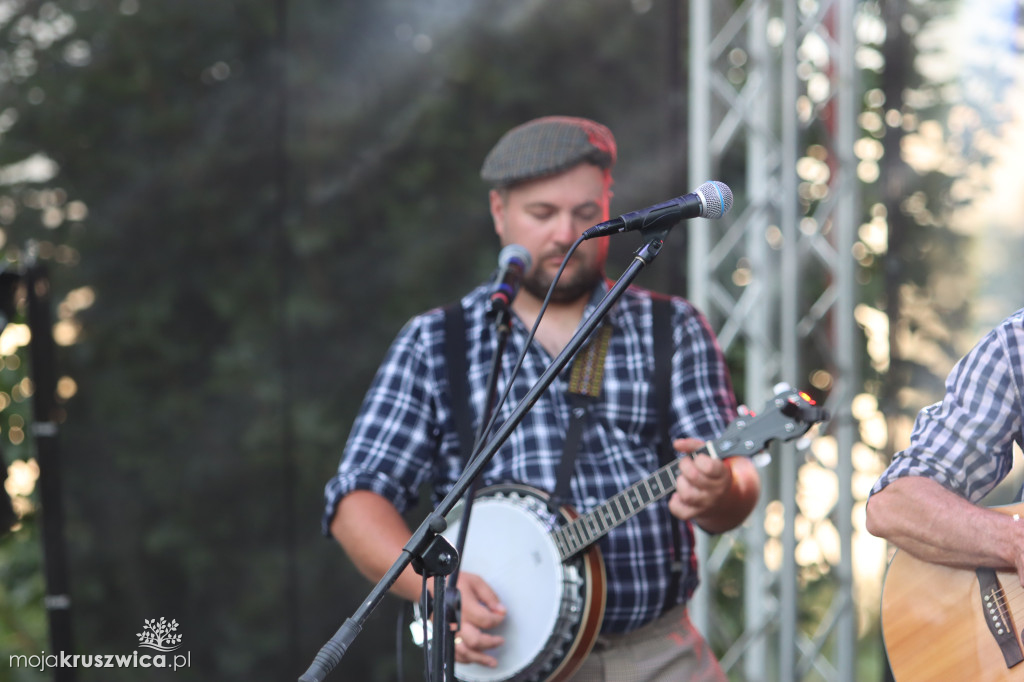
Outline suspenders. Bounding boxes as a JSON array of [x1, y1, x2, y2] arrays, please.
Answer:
[[443, 303, 476, 472], [650, 296, 685, 609], [442, 296, 683, 608]]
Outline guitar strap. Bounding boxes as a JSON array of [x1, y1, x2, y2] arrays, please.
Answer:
[[549, 323, 613, 513], [443, 297, 682, 609]]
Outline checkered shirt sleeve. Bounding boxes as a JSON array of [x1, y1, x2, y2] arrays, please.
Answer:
[[871, 308, 1024, 503]]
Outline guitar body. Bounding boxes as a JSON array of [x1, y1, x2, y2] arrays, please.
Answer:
[[882, 503, 1024, 681]]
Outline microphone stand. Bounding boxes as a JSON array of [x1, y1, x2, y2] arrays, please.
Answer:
[[434, 299, 514, 680], [299, 231, 669, 682]]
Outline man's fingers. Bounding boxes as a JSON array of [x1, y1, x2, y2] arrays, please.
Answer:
[[673, 437, 705, 455], [672, 453, 734, 520], [678, 453, 730, 489], [465, 575, 506, 616], [450, 571, 507, 666], [463, 599, 506, 630], [453, 625, 502, 667], [459, 574, 507, 629]]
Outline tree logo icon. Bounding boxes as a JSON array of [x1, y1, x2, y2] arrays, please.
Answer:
[[136, 617, 183, 652]]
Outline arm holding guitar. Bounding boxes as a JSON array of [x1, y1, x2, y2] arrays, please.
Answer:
[[668, 437, 762, 535], [866, 476, 1024, 585]]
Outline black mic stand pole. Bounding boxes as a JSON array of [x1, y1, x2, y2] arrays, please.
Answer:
[[416, 298, 515, 682], [299, 231, 670, 682], [437, 298, 515, 677]]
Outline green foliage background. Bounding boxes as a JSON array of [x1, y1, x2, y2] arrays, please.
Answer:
[[3, 0, 1006, 679]]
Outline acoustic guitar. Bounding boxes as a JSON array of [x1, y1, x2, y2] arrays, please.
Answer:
[[881, 503, 1024, 681]]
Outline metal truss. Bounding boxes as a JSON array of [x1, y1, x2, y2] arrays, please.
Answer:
[[687, 0, 861, 680]]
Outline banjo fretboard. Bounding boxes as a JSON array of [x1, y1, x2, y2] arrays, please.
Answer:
[[548, 388, 828, 562], [550, 452, 700, 561]]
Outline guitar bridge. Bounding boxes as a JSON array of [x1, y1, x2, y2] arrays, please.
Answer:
[[976, 568, 1024, 669]]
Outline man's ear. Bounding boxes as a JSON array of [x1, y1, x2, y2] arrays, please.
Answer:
[[489, 189, 506, 240]]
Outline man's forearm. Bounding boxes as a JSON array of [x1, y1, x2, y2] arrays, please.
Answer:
[[866, 476, 1024, 570], [330, 489, 425, 602]]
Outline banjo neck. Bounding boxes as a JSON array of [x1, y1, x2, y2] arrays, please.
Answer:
[[550, 388, 829, 562], [550, 451, 697, 562]]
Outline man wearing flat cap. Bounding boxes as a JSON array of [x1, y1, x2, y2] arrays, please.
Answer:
[[323, 116, 759, 680]]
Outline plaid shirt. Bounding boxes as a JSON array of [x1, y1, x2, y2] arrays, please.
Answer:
[[323, 280, 736, 633], [871, 307, 1024, 502]]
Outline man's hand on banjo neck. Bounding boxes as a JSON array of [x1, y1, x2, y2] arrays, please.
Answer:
[[667, 437, 762, 535]]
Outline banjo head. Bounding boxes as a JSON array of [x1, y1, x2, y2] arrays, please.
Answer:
[[444, 485, 602, 682]]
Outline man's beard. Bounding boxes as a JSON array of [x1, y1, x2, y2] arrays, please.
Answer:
[[522, 258, 604, 304]]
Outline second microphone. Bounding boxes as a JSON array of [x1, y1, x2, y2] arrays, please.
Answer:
[[489, 244, 532, 313]]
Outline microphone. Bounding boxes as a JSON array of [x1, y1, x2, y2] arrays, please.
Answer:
[[581, 180, 733, 240], [489, 244, 532, 311]]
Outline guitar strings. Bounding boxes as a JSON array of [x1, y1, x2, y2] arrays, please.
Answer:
[[998, 582, 1024, 603], [982, 580, 1018, 639], [989, 576, 1024, 619]]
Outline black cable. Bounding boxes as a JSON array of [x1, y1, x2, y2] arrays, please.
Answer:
[[420, 575, 431, 682], [471, 237, 584, 460], [394, 602, 406, 682]]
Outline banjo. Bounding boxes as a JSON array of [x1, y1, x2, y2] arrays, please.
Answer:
[[414, 388, 828, 682]]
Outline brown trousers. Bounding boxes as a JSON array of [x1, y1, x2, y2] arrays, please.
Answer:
[[570, 606, 728, 682]]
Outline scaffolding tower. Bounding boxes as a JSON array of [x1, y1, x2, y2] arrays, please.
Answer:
[[686, 0, 862, 680]]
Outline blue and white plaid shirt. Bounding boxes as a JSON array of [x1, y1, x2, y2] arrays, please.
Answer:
[[323, 280, 736, 633], [871, 307, 1024, 503]]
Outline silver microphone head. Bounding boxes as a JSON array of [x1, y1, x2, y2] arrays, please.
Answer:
[[498, 243, 532, 270], [696, 181, 733, 219]]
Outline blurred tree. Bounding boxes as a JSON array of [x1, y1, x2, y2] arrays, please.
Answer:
[[7, 0, 1003, 679], [0, 0, 697, 679]]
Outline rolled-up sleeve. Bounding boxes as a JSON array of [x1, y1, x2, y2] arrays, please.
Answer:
[[322, 315, 444, 534], [871, 316, 1024, 503]]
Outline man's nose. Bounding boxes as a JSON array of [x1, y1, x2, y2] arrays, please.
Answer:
[[551, 211, 578, 244]]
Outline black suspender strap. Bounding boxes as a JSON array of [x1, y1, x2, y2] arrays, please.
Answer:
[[443, 303, 476, 467], [652, 296, 676, 466], [651, 296, 685, 612]]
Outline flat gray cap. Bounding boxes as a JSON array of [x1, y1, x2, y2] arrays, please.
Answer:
[[480, 116, 617, 188]]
